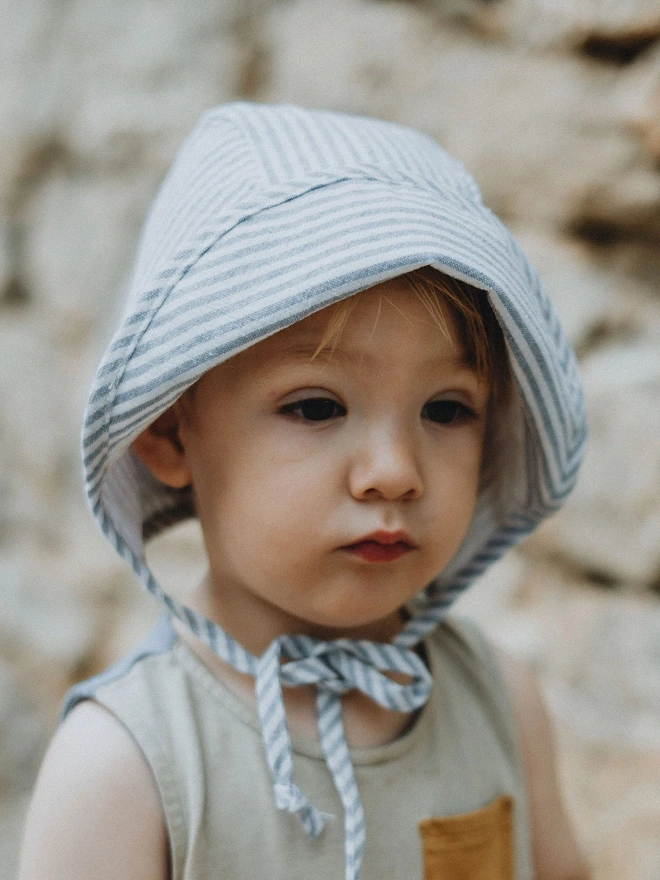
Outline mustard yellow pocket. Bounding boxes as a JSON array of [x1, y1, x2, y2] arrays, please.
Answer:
[[418, 795, 514, 880]]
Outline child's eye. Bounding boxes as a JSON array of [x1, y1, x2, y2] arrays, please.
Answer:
[[280, 397, 346, 422], [422, 400, 476, 425]]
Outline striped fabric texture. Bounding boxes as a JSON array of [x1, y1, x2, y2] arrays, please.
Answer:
[[83, 103, 587, 880]]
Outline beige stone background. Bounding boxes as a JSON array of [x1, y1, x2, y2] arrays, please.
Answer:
[[2, 0, 660, 876]]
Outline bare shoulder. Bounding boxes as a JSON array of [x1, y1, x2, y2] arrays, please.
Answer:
[[494, 647, 591, 880], [18, 700, 168, 880]]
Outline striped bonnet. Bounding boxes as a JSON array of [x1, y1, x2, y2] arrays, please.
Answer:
[[83, 102, 586, 879]]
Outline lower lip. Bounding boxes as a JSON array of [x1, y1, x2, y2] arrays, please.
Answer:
[[342, 541, 412, 563]]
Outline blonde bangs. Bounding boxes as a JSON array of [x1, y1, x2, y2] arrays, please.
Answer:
[[312, 268, 503, 395]]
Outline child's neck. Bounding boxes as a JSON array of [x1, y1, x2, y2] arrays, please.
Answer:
[[186, 574, 406, 655], [171, 578, 423, 749], [173, 616, 422, 749]]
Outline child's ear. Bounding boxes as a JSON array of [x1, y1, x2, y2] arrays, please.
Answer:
[[130, 406, 192, 489]]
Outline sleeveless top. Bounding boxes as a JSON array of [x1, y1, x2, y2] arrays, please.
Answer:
[[63, 615, 534, 880]]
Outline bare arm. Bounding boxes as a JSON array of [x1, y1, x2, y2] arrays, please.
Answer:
[[18, 700, 168, 880], [496, 649, 590, 880]]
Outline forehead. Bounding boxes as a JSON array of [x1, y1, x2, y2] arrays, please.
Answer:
[[229, 279, 469, 374]]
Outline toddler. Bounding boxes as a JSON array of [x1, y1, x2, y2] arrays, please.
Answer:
[[19, 103, 590, 880]]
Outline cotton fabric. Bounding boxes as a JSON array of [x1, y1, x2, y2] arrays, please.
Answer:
[[80, 102, 586, 879], [64, 615, 533, 880]]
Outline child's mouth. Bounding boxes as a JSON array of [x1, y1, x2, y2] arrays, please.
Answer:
[[342, 531, 416, 563]]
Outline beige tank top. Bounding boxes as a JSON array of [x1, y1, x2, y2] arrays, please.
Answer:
[[67, 615, 533, 880]]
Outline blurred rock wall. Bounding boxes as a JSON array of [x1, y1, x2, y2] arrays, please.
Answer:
[[2, 1, 659, 877]]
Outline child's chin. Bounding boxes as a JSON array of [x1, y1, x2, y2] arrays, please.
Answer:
[[304, 608, 404, 642]]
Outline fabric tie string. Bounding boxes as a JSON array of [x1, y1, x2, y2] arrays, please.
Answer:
[[254, 634, 433, 880]]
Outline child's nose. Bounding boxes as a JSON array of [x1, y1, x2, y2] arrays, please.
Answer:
[[348, 425, 424, 502]]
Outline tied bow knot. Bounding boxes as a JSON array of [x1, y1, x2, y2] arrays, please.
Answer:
[[254, 633, 433, 880], [278, 635, 432, 705]]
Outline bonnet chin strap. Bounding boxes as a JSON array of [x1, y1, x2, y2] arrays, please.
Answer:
[[254, 634, 433, 880]]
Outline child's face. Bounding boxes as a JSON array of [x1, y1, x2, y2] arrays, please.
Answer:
[[173, 278, 489, 649]]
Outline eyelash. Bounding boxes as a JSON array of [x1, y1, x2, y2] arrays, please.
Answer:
[[280, 398, 347, 422], [279, 397, 476, 425], [421, 400, 477, 425]]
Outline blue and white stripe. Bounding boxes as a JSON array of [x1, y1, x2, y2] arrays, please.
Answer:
[[82, 102, 587, 879]]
